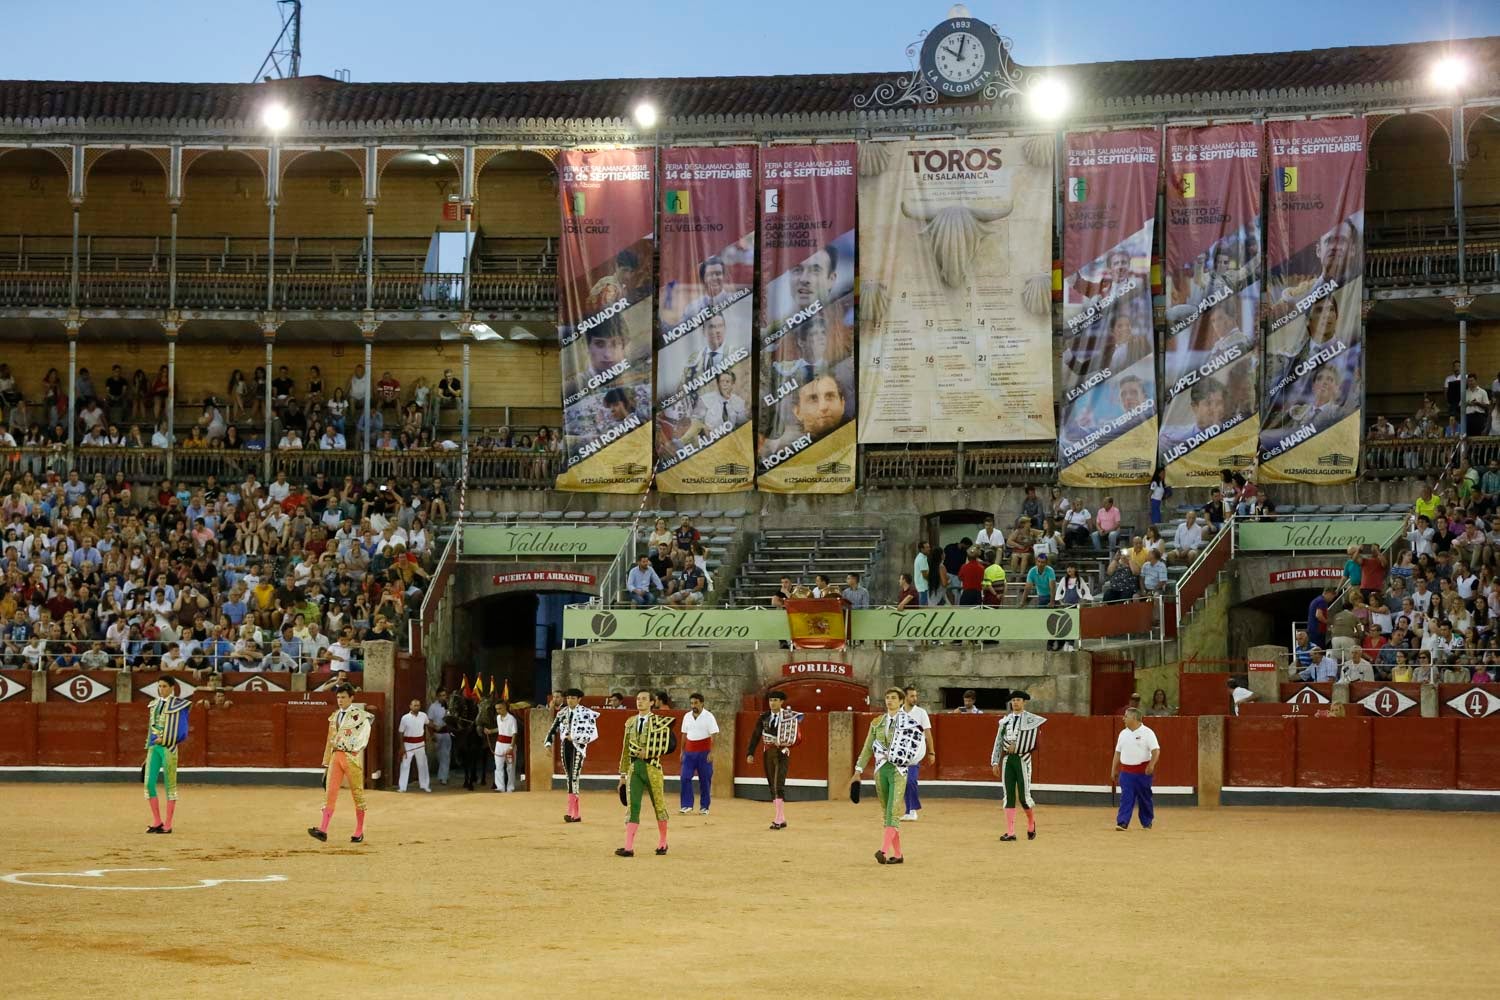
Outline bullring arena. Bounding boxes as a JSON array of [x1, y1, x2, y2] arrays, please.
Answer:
[[4, 2, 1500, 996]]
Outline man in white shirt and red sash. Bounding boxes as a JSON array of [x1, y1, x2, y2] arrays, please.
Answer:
[[493, 701, 520, 792], [397, 698, 431, 793], [1111, 707, 1161, 831], [679, 693, 718, 815]]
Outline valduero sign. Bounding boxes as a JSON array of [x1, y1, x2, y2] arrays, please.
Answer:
[[851, 607, 1078, 642], [464, 525, 630, 558], [1237, 519, 1403, 552], [564, 607, 790, 642], [567, 606, 1080, 642]]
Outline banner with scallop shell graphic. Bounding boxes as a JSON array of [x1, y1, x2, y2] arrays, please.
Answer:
[[857, 137, 1055, 444]]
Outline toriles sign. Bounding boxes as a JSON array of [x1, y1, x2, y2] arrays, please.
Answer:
[[851, 607, 1078, 642], [1238, 519, 1402, 552], [464, 525, 629, 558], [492, 571, 597, 587], [782, 661, 853, 678]]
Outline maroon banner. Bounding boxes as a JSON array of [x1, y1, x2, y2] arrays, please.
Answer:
[[755, 144, 858, 494], [1260, 119, 1367, 483], [556, 148, 656, 492], [1161, 123, 1263, 486], [654, 147, 757, 492], [492, 571, 596, 587], [1059, 128, 1159, 486]]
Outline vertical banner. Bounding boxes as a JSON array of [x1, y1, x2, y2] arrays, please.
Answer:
[[654, 147, 757, 493], [556, 148, 656, 492], [1160, 124, 1263, 486], [756, 144, 858, 494], [1058, 129, 1159, 486], [858, 137, 1055, 443], [1260, 119, 1367, 484]]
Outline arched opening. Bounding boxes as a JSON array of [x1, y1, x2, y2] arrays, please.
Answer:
[[1467, 114, 1500, 244], [278, 150, 365, 274], [1230, 588, 1333, 659], [468, 148, 563, 446], [455, 590, 590, 703], [1367, 113, 1453, 244], [0, 149, 73, 264], [80, 149, 170, 249]]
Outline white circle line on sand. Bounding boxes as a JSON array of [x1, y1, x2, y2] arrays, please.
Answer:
[[1, 868, 289, 891]]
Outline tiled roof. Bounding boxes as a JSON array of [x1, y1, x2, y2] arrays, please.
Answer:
[[0, 37, 1495, 124]]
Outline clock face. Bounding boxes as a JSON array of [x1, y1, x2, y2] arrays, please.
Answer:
[[918, 18, 998, 98], [933, 30, 986, 84]]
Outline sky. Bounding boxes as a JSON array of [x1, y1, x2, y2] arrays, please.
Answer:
[[2, 0, 1497, 83]]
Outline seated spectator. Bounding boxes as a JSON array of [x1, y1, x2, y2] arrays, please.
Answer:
[[1145, 689, 1174, 717], [975, 516, 1004, 552], [1297, 645, 1339, 682], [674, 516, 700, 552], [1140, 549, 1168, 596], [648, 517, 673, 551], [1023, 553, 1056, 609], [668, 563, 706, 606], [1092, 497, 1123, 552], [1102, 548, 1139, 602], [1063, 500, 1092, 549], [1008, 517, 1039, 574], [627, 555, 663, 607], [1169, 511, 1205, 564], [1339, 646, 1376, 683]]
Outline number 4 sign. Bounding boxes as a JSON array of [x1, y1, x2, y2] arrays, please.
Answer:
[[1446, 687, 1500, 719], [1356, 686, 1416, 718]]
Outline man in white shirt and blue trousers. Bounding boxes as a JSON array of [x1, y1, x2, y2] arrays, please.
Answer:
[[679, 693, 719, 815], [1111, 707, 1161, 830]]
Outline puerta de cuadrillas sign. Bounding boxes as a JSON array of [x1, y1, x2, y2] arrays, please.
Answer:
[[464, 525, 630, 558], [1236, 519, 1403, 551]]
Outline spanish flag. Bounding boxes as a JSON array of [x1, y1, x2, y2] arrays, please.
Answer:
[[501, 679, 510, 703], [462, 675, 476, 701], [784, 597, 848, 651]]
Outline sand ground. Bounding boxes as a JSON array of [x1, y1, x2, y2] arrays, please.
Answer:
[[2, 782, 1498, 999]]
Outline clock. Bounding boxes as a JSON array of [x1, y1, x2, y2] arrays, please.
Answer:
[[918, 15, 999, 99]]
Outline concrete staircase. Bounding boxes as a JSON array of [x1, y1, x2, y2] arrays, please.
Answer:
[[727, 527, 886, 607]]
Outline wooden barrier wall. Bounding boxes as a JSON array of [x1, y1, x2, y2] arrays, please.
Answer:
[[850, 712, 1199, 788], [0, 693, 385, 773], [730, 711, 832, 785], [1224, 716, 1500, 790]]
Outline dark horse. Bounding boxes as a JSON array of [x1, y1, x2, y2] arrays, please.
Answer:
[[449, 695, 483, 790]]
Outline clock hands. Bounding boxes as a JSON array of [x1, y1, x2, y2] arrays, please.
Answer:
[[943, 43, 963, 60]]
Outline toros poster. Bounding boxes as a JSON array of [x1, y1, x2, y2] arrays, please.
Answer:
[[1259, 119, 1367, 484], [1160, 123, 1263, 487], [1058, 128, 1159, 486], [858, 137, 1054, 444], [654, 147, 757, 493], [755, 143, 858, 494], [556, 148, 656, 493]]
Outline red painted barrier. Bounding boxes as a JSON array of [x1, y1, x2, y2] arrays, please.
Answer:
[[1457, 719, 1500, 789], [1179, 672, 1231, 717], [0, 703, 37, 764], [1294, 718, 1372, 787], [577, 709, 686, 777], [730, 711, 831, 784], [1225, 717, 1295, 787], [1349, 682, 1423, 718], [45, 671, 116, 703], [1091, 671, 1135, 716], [851, 711, 1197, 788], [1371, 719, 1457, 788], [1, 669, 32, 703]]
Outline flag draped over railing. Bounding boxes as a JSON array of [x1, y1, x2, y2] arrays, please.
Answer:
[[784, 598, 847, 650]]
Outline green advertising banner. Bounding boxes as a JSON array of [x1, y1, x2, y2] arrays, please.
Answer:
[[464, 525, 630, 558], [565, 605, 1080, 642], [851, 607, 1078, 642], [1236, 519, 1404, 552], [564, 607, 791, 641]]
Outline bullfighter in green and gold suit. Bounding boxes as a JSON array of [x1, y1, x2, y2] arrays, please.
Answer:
[[616, 690, 675, 857]]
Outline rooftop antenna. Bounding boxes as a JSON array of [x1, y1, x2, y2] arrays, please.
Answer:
[[254, 0, 303, 82]]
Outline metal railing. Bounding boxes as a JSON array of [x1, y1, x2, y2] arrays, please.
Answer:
[[1, 637, 360, 673], [74, 445, 168, 482], [467, 448, 564, 487], [1367, 241, 1500, 288], [1173, 518, 1234, 634], [410, 528, 459, 656], [862, 444, 1059, 488]]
